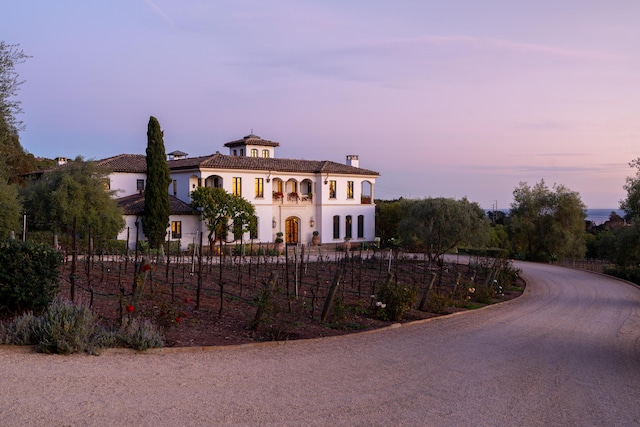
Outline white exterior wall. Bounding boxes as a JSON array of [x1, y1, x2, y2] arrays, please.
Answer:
[[109, 161, 377, 251], [109, 172, 146, 197], [117, 214, 201, 251]]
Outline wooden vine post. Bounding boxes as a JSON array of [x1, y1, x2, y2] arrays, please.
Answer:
[[418, 272, 437, 311], [252, 271, 279, 330], [321, 266, 344, 322]]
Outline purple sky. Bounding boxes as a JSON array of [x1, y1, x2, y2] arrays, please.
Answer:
[[5, 1, 640, 208]]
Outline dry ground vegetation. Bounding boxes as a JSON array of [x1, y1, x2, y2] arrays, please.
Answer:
[[55, 246, 524, 347]]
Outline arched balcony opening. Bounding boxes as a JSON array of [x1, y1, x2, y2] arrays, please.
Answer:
[[361, 181, 373, 204], [204, 175, 223, 189]]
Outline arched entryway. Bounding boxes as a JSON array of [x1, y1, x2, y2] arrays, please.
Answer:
[[285, 217, 299, 244]]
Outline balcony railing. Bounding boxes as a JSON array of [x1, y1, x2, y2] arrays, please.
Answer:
[[273, 192, 313, 204]]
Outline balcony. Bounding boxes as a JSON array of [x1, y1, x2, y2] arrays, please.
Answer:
[[273, 191, 313, 204]]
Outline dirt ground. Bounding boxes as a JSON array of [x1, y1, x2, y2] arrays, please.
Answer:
[[53, 250, 523, 347]]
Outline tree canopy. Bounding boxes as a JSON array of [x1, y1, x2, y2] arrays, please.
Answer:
[[0, 42, 49, 184], [397, 197, 490, 259], [190, 186, 257, 247], [141, 116, 171, 250], [509, 180, 586, 261], [20, 157, 124, 240], [620, 158, 640, 221], [0, 177, 22, 239]]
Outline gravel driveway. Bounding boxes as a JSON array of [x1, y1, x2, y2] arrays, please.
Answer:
[[1, 261, 639, 426]]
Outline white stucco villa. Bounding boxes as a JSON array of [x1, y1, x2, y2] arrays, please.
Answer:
[[99, 134, 380, 251]]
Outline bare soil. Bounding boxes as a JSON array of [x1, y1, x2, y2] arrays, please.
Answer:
[[54, 251, 523, 347]]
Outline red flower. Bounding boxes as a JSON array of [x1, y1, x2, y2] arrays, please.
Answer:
[[182, 312, 188, 318], [185, 297, 191, 304], [175, 317, 182, 323], [126, 305, 134, 313], [141, 264, 151, 272]]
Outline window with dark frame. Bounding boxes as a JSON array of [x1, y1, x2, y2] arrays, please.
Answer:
[[171, 221, 182, 239], [345, 215, 352, 239]]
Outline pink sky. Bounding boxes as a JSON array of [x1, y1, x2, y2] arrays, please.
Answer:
[[5, 1, 640, 208]]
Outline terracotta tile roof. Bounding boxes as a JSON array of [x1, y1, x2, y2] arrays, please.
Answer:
[[97, 154, 147, 173], [169, 153, 379, 176], [223, 134, 280, 148], [96, 149, 379, 176], [117, 193, 199, 216]]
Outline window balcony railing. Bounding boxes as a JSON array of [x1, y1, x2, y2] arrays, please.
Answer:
[[272, 191, 313, 204]]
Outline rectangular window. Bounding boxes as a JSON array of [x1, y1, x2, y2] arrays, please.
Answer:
[[329, 180, 337, 199], [172, 180, 177, 196], [251, 148, 258, 157], [136, 179, 145, 192], [262, 149, 269, 158], [171, 221, 182, 239], [255, 178, 264, 198], [357, 215, 364, 238], [333, 215, 340, 239], [232, 177, 242, 196], [345, 215, 353, 239], [346, 181, 354, 199], [102, 178, 110, 190]]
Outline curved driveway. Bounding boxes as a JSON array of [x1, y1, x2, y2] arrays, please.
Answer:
[[1, 262, 640, 426]]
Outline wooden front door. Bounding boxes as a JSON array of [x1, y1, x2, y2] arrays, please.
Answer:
[[285, 217, 299, 244]]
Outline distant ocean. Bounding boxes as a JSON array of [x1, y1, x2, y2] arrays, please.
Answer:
[[490, 208, 624, 225]]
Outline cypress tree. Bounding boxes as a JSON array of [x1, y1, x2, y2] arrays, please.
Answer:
[[142, 116, 171, 250]]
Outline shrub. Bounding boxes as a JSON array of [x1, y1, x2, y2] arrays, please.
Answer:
[[116, 317, 164, 351], [0, 298, 164, 354], [375, 275, 418, 321], [0, 311, 40, 345], [35, 298, 112, 355], [424, 292, 454, 314], [0, 240, 62, 315]]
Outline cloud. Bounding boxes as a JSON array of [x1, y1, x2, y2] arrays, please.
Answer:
[[143, 0, 176, 29]]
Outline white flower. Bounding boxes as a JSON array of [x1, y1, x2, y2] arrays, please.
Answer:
[[376, 301, 382, 307], [381, 304, 386, 309]]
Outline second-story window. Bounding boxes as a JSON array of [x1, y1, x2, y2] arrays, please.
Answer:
[[262, 149, 269, 158], [137, 179, 145, 192], [346, 181, 354, 199], [232, 177, 242, 196], [251, 148, 258, 157], [329, 180, 337, 199], [255, 178, 264, 198]]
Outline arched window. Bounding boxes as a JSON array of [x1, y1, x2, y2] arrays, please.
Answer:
[[333, 215, 340, 239]]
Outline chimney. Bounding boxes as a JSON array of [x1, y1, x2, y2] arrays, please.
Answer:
[[55, 157, 68, 166], [346, 155, 359, 168]]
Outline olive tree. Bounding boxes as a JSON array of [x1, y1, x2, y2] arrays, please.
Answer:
[[397, 197, 490, 260], [509, 180, 586, 261], [21, 157, 124, 241], [190, 187, 257, 250]]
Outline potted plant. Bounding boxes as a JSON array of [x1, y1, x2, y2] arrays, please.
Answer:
[[275, 232, 284, 254], [311, 231, 320, 246]]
